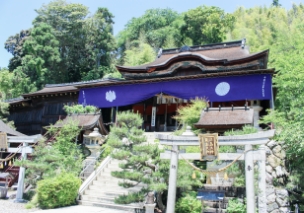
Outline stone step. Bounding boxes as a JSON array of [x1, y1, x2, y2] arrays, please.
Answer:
[[203, 207, 227, 213], [85, 186, 142, 195], [85, 189, 140, 197], [78, 200, 143, 212], [91, 179, 143, 187], [81, 194, 116, 203]]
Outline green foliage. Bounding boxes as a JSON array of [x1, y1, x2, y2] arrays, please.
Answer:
[[114, 192, 145, 204], [37, 172, 81, 209], [5, 0, 117, 86], [272, 0, 282, 7], [25, 193, 38, 209], [5, 29, 30, 71], [22, 23, 61, 89], [226, 198, 246, 213], [176, 191, 202, 213], [33, 0, 116, 83], [181, 5, 235, 45], [63, 104, 98, 115], [0, 67, 36, 100], [174, 98, 207, 131], [117, 8, 180, 51], [123, 43, 155, 66], [108, 111, 201, 210], [224, 125, 258, 136], [222, 125, 258, 187], [15, 119, 83, 187]]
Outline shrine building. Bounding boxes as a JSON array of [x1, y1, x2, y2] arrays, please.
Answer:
[[7, 39, 274, 135]]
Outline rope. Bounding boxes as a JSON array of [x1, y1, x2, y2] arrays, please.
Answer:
[[180, 149, 253, 175], [0, 146, 22, 162]]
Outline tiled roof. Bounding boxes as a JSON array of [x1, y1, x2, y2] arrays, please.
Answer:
[[23, 85, 78, 97], [23, 78, 122, 97], [0, 119, 26, 136], [52, 113, 100, 130], [116, 39, 268, 72], [195, 107, 254, 129]]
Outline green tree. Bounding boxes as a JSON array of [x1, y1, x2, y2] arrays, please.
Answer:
[[181, 6, 235, 45], [117, 8, 180, 51], [272, 0, 281, 7], [33, 0, 116, 83], [4, 29, 30, 71], [0, 67, 35, 100], [16, 119, 83, 188], [123, 42, 155, 66], [174, 98, 207, 133], [107, 111, 202, 211], [22, 23, 61, 89], [0, 67, 35, 126]]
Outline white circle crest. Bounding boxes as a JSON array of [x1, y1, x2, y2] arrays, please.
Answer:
[[215, 82, 230, 96]]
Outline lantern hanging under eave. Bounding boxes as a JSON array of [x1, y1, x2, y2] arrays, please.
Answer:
[[199, 133, 219, 161]]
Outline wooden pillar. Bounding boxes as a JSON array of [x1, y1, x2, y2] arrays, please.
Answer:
[[142, 102, 146, 130], [111, 106, 118, 124], [164, 102, 168, 132], [151, 97, 157, 132]]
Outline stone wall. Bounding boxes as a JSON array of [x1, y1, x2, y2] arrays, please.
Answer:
[[265, 140, 289, 213]]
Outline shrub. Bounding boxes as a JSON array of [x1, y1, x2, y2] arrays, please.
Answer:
[[226, 198, 246, 213], [173, 98, 206, 133], [176, 191, 202, 213], [37, 173, 81, 209]]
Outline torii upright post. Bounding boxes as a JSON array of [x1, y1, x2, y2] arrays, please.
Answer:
[[166, 145, 179, 213], [15, 141, 27, 202], [245, 144, 255, 213]]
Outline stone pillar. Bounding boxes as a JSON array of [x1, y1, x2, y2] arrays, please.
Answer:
[[245, 144, 255, 213], [145, 203, 156, 213], [166, 145, 179, 213], [258, 145, 267, 213], [144, 192, 156, 213], [251, 101, 262, 130], [15, 142, 27, 202]]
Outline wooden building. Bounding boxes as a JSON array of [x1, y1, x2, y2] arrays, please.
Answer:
[[8, 39, 274, 135]]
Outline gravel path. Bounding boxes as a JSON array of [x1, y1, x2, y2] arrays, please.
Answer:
[[0, 199, 38, 213]]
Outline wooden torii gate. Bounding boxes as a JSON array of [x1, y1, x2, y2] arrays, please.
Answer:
[[155, 128, 275, 213]]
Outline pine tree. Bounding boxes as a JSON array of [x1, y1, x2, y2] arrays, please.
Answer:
[[107, 111, 202, 211]]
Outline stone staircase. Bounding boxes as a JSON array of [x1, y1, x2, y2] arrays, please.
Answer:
[[78, 158, 144, 212]]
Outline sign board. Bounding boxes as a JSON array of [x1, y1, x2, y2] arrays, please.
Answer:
[[199, 133, 218, 161], [151, 106, 156, 127], [0, 132, 8, 151]]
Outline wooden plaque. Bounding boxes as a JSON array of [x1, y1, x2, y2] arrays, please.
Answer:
[[0, 132, 8, 151], [199, 133, 218, 161]]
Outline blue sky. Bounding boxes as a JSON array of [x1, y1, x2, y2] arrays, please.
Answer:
[[0, 0, 300, 68]]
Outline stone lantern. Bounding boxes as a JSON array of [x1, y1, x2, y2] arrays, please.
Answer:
[[82, 128, 106, 176], [83, 127, 105, 158]]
